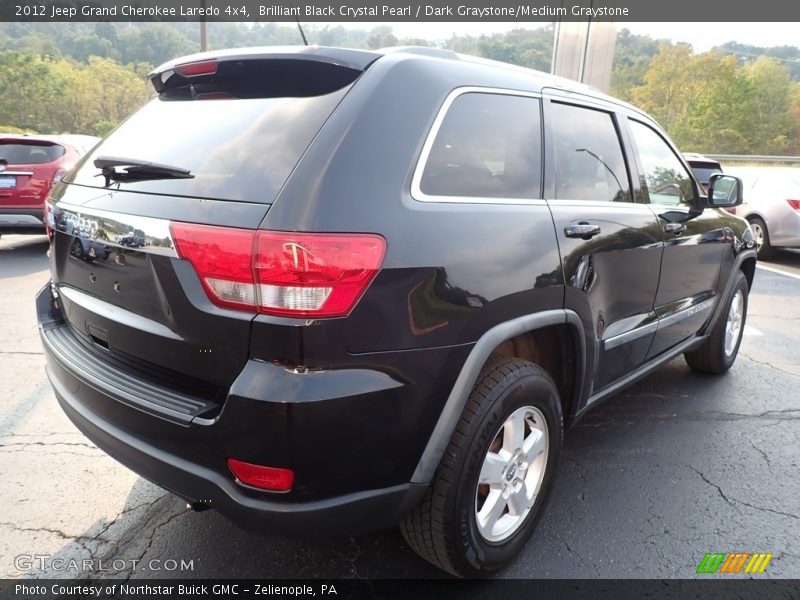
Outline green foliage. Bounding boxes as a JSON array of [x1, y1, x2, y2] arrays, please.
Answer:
[[630, 44, 798, 154], [0, 50, 150, 136], [447, 26, 553, 72], [0, 23, 798, 154], [610, 27, 664, 98]]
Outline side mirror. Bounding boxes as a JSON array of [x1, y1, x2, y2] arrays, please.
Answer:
[[707, 174, 743, 208]]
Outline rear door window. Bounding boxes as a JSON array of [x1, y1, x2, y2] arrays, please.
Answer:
[[550, 102, 632, 203], [0, 142, 65, 165], [417, 92, 542, 200]]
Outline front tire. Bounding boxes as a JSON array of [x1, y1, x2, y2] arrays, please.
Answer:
[[400, 357, 563, 577], [685, 271, 749, 374]]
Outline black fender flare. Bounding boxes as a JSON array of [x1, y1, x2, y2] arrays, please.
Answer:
[[410, 309, 585, 485]]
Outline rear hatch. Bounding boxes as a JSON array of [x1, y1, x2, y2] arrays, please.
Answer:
[[50, 48, 377, 399], [0, 139, 65, 207]]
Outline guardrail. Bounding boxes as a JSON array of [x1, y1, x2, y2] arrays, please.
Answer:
[[708, 154, 800, 164]]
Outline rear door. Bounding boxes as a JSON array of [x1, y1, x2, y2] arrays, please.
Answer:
[[544, 97, 663, 394], [626, 118, 729, 358]]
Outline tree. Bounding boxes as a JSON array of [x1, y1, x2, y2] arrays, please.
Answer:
[[741, 57, 793, 153]]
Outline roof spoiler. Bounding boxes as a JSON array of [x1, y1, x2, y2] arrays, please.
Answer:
[[148, 46, 380, 94]]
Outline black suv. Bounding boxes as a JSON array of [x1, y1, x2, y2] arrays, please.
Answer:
[[37, 47, 757, 577]]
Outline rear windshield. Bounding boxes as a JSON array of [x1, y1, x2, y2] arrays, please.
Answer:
[[0, 141, 65, 165], [67, 85, 350, 204]]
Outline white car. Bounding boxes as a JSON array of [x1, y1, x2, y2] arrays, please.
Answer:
[[726, 166, 800, 259]]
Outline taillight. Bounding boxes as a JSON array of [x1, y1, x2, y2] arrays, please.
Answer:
[[169, 224, 386, 318], [254, 231, 385, 317], [227, 459, 294, 492], [787, 199, 800, 211], [52, 168, 69, 184], [43, 201, 54, 239], [174, 59, 218, 77]]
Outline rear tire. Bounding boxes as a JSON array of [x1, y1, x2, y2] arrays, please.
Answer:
[[749, 217, 775, 260], [685, 271, 748, 374], [400, 357, 563, 577]]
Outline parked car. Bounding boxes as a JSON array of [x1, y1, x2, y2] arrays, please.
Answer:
[[723, 166, 800, 259], [0, 134, 99, 238], [37, 47, 756, 577], [684, 153, 723, 193]]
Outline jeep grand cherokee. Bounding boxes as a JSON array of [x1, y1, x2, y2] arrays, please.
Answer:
[[37, 46, 757, 577]]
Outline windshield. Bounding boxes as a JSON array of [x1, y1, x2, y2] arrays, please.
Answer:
[[67, 87, 349, 204], [690, 165, 722, 185]]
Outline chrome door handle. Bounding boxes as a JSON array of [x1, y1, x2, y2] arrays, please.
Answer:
[[663, 222, 686, 235], [564, 223, 602, 240]]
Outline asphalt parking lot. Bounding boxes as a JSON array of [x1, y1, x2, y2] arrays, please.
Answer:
[[1, 234, 798, 580]]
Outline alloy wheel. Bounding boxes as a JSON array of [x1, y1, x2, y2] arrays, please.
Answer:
[[475, 405, 549, 543]]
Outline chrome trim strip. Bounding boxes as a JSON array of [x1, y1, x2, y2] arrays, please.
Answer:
[[604, 321, 658, 350], [410, 86, 546, 206], [0, 171, 34, 176], [657, 297, 715, 330], [51, 202, 177, 257], [603, 297, 716, 351], [59, 286, 183, 341]]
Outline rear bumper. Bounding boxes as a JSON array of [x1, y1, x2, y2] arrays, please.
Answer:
[[0, 208, 44, 233], [36, 283, 459, 536], [49, 367, 426, 535]]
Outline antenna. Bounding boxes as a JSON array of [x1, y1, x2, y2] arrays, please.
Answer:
[[295, 17, 309, 46]]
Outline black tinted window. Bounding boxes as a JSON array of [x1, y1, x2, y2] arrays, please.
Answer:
[[551, 103, 631, 203], [630, 120, 694, 206], [690, 165, 722, 186], [0, 142, 64, 165], [68, 87, 349, 204], [420, 93, 542, 199]]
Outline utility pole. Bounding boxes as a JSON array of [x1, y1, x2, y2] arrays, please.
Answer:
[[200, 0, 208, 51]]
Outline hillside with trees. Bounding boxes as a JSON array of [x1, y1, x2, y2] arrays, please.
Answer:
[[1, 23, 798, 154]]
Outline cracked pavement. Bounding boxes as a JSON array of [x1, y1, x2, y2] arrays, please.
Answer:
[[1, 235, 798, 580]]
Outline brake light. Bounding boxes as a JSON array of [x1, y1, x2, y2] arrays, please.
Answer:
[[43, 201, 54, 239], [788, 199, 800, 211], [227, 459, 294, 492], [254, 231, 385, 317], [169, 223, 386, 318], [52, 168, 69, 184], [174, 59, 218, 77]]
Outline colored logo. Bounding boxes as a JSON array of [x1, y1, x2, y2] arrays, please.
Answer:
[[697, 552, 773, 574]]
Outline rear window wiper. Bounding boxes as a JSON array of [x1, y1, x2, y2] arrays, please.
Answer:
[[94, 156, 194, 187]]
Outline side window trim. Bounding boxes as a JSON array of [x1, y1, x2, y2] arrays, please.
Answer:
[[614, 114, 645, 204], [626, 117, 699, 207], [410, 86, 545, 205], [542, 96, 637, 205]]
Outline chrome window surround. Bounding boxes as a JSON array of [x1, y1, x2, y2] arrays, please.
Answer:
[[50, 201, 177, 258], [410, 86, 546, 206]]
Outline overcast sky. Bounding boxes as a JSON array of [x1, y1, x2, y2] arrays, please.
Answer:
[[324, 22, 799, 52]]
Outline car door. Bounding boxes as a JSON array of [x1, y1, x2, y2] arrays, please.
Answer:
[[625, 118, 731, 358], [544, 98, 664, 394]]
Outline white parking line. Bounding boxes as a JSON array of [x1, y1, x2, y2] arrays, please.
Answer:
[[744, 326, 763, 337], [757, 264, 800, 281]]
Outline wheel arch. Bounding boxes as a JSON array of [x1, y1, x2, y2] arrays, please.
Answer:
[[410, 309, 585, 485], [740, 255, 756, 292]]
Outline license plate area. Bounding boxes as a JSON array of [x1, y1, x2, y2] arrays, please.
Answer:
[[0, 175, 16, 189]]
